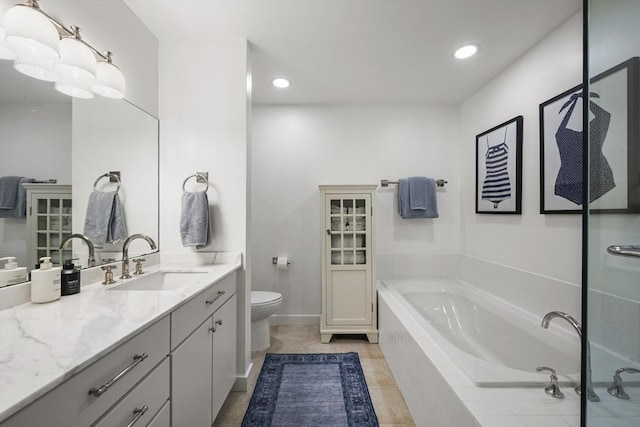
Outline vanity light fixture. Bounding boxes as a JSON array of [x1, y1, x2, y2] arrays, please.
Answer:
[[454, 44, 479, 59], [1, 0, 125, 99], [272, 77, 291, 88], [0, 27, 18, 60]]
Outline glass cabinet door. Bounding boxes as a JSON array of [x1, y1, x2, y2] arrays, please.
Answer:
[[328, 196, 368, 266]]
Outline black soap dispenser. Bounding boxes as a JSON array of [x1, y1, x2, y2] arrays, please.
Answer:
[[61, 259, 81, 296]]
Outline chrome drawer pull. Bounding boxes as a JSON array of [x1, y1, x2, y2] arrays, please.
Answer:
[[607, 245, 640, 258], [205, 290, 226, 305], [88, 353, 149, 397], [125, 405, 148, 427]]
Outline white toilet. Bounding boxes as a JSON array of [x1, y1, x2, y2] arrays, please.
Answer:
[[251, 291, 283, 352]]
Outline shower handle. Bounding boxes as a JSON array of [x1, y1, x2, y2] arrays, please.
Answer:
[[607, 245, 640, 258]]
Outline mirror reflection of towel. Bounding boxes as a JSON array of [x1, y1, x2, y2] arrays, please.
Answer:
[[180, 191, 211, 249], [0, 176, 35, 218], [83, 190, 128, 245]]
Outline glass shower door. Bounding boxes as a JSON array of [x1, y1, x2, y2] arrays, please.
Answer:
[[586, 1, 640, 426]]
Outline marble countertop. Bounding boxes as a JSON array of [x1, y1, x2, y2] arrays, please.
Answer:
[[0, 255, 241, 423]]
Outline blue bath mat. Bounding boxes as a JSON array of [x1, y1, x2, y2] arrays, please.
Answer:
[[242, 352, 378, 427]]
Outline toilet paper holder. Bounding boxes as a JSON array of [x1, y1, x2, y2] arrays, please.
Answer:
[[272, 257, 291, 265]]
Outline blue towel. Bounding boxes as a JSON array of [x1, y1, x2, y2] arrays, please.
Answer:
[[0, 176, 35, 218], [83, 190, 128, 245], [180, 191, 211, 248], [398, 178, 439, 219], [409, 176, 430, 210]]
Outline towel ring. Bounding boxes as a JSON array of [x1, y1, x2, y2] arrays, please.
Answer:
[[93, 173, 121, 192], [182, 173, 209, 192]]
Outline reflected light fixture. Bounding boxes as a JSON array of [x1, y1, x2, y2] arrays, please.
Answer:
[[0, 0, 125, 99], [272, 77, 291, 88], [0, 27, 18, 60], [454, 44, 478, 59]]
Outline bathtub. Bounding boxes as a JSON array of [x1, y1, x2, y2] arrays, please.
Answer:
[[379, 279, 581, 386]]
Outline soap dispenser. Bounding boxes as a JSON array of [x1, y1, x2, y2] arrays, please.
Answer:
[[61, 259, 81, 296], [30, 257, 61, 303], [0, 257, 27, 287]]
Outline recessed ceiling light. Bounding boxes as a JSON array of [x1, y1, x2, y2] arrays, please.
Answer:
[[454, 44, 478, 59], [272, 77, 291, 88]]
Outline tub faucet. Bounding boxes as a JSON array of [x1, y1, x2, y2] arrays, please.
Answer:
[[60, 233, 96, 268], [607, 367, 640, 399], [541, 311, 599, 402], [120, 234, 157, 279]]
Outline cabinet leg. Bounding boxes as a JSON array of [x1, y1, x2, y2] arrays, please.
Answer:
[[320, 334, 332, 343], [366, 333, 378, 344]]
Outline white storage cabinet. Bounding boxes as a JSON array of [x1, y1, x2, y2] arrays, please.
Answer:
[[319, 185, 378, 344]]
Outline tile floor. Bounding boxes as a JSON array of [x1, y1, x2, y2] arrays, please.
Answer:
[[213, 325, 416, 426]]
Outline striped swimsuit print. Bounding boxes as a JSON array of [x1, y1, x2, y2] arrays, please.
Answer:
[[482, 141, 511, 208]]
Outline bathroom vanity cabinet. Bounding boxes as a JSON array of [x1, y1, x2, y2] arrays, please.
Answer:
[[171, 274, 237, 427], [0, 270, 238, 427], [319, 185, 378, 343], [0, 316, 171, 427], [23, 183, 72, 268]]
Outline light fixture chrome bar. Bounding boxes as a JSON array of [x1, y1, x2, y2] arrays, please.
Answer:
[[607, 245, 640, 258]]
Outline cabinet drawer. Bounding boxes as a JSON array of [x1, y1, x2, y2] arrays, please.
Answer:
[[93, 358, 169, 427], [147, 400, 170, 427], [1, 316, 170, 427], [171, 273, 236, 349]]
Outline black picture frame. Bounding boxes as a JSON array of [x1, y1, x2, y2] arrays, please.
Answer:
[[539, 56, 640, 214], [475, 116, 523, 214]]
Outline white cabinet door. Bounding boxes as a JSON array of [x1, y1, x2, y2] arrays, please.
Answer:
[[211, 294, 237, 419], [171, 317, 212, 427]]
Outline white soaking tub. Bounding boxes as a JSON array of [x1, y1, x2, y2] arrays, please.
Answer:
[[383, 279, 580, 386]]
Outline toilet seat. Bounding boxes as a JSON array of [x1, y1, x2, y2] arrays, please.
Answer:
[[251, 291, 282, 307]]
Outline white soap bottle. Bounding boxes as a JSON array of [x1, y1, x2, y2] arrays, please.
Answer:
[[0, 257, 28, 287], [31, 257, 61, 303]]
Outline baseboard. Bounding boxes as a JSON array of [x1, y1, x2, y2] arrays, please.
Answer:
[[233, 362, 253, 392], [270, 314, 320, 325]]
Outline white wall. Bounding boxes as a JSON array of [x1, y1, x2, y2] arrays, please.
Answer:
[[459, 12, 583, 285], [251, 104, 460, 318], [0, 103, 71, 266], [158, 38, 250, 383]]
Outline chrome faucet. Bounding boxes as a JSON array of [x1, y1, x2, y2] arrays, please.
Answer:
[[59, 233, 96, 267], [120, 234, 157, 279], [541, 311, 599, 402]]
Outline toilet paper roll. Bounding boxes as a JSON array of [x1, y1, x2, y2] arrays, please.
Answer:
[[276, 257, 289, 270]]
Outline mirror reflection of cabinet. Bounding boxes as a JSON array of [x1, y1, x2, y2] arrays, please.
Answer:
[[23, 184, 72, 269], [320, 185, 378, 344]]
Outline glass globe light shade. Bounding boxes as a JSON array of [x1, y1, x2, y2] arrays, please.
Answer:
[[0, 26, 18, 60], [4, 5, 59, 59], [55, 37, 97, 82], [14, 54, 58, 81], [91, 60, 125, 99]]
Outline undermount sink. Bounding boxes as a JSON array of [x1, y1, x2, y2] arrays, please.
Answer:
[[108, 270, 209, 291]]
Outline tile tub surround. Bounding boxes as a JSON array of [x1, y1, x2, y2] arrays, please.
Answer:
[[0, 254, 241, 423]]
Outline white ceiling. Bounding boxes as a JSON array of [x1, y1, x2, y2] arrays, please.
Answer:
[[126, 0, 582, 105]]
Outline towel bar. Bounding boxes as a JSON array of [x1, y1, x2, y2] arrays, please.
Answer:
[[381, 178, 448, 188], [93, 173, 121, 192], [182, 172, 209, 192]]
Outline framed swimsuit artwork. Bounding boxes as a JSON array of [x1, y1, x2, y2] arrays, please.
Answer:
[[539, 56, 640, 214], [475, 116, 524, 214]]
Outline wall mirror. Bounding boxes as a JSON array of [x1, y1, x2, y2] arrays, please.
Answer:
[[0, 60, 159, 285]]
